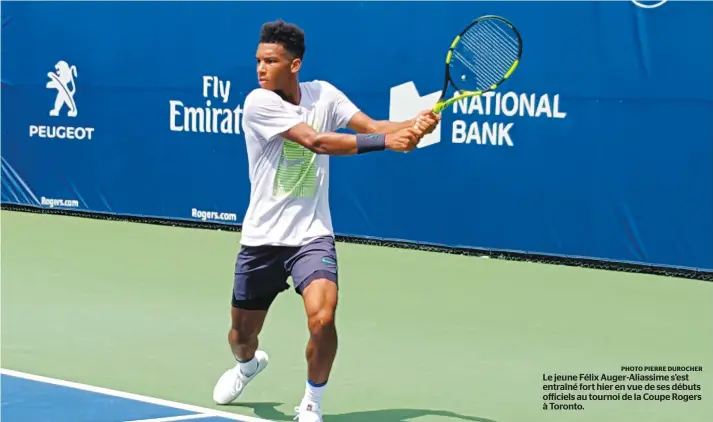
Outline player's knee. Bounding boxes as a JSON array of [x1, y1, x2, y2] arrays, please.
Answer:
[[307, 307, 336, 336], [302, 277, 338, 336]]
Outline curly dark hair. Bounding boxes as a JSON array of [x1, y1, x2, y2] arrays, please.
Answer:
[[259, 20, 306, 59]]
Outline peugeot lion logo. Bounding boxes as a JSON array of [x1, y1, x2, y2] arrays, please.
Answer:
[[46, 60, 78, 117]]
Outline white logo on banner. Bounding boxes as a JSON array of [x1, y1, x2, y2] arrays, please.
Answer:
[[29, 60, 95, 140], [631, 0, 669, 9], [389, 81, 567, 148], [47, 60, 79, 117]]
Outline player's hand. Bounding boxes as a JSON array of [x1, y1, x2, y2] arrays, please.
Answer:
[[414, 110, 441, 135], [385, 127, 423, 152]]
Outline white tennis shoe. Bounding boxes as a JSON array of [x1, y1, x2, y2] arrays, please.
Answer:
[[212, 350, 269, 405], [294, 401, 323, 422]]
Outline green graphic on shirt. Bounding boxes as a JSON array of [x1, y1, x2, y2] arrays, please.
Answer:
[[273, 143, 317, 197], [273, 113, 320, 198]]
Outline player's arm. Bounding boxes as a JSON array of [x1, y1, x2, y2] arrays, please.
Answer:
[[280, 122, 417, 156], [243, 88, 422, 155]]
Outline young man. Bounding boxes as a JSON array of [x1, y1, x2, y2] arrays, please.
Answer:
[[212, 20, 440, 422]]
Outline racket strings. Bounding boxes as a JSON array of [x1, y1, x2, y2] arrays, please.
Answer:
[[451, 50, 482, 79], [479, 19, 520, 54], [451, 19, 519, 92], [463, 27, 517, 75], [461, 27, 517, 86], [457, 40, 506, 87], [462, 29, 513, 69]]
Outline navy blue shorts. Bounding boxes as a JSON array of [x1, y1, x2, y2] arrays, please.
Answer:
[[231, 236, 338, 310]]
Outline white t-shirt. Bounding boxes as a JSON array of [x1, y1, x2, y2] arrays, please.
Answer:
[[239, 80, 360, 247]]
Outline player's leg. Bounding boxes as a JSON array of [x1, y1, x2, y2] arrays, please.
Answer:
[[228, 304, 267, 363], [213, 245, 289, 405], [302, 278, 339, 385], [299, 278, 338, 415], [286, 236, 339, 421]]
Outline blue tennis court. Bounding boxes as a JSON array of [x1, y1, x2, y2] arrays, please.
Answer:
[[1, 369, 266, 422]]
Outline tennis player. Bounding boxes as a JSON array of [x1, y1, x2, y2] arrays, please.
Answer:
[[212, 20, 440, 422]]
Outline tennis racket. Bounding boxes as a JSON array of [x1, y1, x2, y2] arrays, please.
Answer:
[[431, 15, 522, 114]]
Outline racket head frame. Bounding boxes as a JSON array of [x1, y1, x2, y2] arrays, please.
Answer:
[[432, 15, 523, 114]]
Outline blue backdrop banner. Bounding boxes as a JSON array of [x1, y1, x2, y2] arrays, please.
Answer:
[[2, 1, 712, 271]]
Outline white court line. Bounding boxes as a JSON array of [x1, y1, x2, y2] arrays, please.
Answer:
[[0, 368, 274, 422], [125, 414, 214, 422]]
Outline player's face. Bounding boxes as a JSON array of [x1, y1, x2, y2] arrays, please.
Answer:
[[255, 43, 301, 91]]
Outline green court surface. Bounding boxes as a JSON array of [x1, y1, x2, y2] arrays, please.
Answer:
[[1, 210, 712, 422]]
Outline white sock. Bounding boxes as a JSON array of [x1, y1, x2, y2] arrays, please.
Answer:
[[303, 380, 326, 407], [238, 357, 258, 377]]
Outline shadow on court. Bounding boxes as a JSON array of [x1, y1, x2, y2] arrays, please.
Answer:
[[231, 402, 498, 422]]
